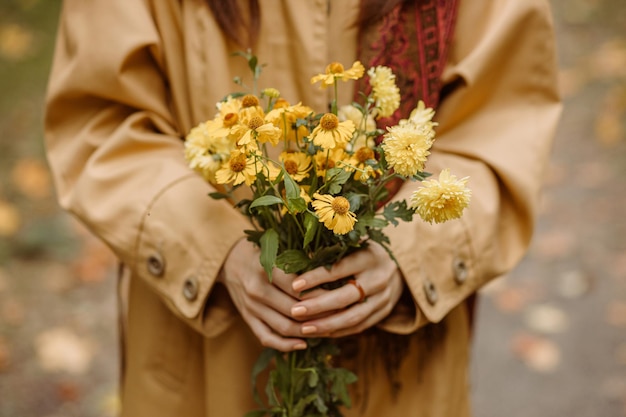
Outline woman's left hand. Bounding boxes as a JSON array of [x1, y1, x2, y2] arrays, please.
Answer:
[[290, 241, 404, 338]]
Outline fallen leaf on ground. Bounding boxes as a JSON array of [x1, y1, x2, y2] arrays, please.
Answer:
[[35, 327, 94, 375], [0, 337, 10, 371], [0, 23, 34, 61], [511, 332, 561, 373], [557, 269, 592, 299], [589, 39, 626, 80], [493, 287, 533, 313], [10, 158, 52, 200], [1, 298, 25, 326], [0, 200, 21, 237], [531, 229, 577, 260], [524, 304, 569, 334], [57, 381, 80, 402], [606, 302, 626, 327], [71, 240, 115, 283]]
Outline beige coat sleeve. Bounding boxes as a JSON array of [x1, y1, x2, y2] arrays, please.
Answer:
[[44, 0, 249, 336], [379, 0, 562, 333]]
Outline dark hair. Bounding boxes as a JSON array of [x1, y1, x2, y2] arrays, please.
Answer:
[[205, 0, 406, 47]]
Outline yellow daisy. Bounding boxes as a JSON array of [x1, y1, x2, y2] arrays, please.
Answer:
[[367, 65, 401, 119], [410, 169, 471, 224], [215, 150, 260, 186], [310, 61, 365, 88], [314, 148, 350, 178], [311, 193, 358, 235], [381, 123, 434, 177], [310, 113, 355, 150], [347, 146, 381, 182], [236, 115, 283, 147], [216, 96, 242, 117], [265, 101, 314, 142], [279, 151, 312, 182], [238, 94, 265, 125]]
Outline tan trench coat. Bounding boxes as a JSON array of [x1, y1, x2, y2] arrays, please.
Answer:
[[45, 0, 561, 415]]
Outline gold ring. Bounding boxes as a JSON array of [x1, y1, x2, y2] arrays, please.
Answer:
[[347, 279, 366, 303]]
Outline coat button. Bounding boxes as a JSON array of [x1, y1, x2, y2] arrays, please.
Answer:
[[452, 257, 469, 284], [423, 279, 438, 305], [147, 253, 165, 277], [183, 277, 199, 301]]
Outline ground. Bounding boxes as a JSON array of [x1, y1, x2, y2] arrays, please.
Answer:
[[0, 1, 624, 416]]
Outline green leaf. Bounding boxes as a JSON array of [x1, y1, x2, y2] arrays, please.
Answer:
[[302, 212, 319, 248], [250, 348, 278, 406], [249, 195, 284, 210], [275, 250, 311, 274], [208, 192, 230, 200], [324, 167, 351, 195], [383, 200, 415, 226], [293, 394, 321, 417], [260, 229, 279, 281], [283, 170, 300, 200], [243, 410, 268, 417], [286, 197, 307, 214], [357, 214, 388, 229]]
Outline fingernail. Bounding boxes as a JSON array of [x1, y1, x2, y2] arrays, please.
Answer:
[[294, 343, 307, 350], [291, 306, 307, 316], [302, 325, 317, 335], [292, 279, 306, 291]]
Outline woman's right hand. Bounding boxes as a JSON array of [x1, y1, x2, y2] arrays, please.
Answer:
[[218, 238, 308, 352]]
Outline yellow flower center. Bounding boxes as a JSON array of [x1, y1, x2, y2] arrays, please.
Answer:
[[223, 112, 239, 127], [355, 147, 375, 163], [331, 196, 350, 215], [284, 159, 299, 175], [248, 116, 264, 130], [327, 62, 345, 74], [320, 113, 339, 130], [242, 94, 260, 108], [273, 98, 290, 109], [229, 154, 247, 172]]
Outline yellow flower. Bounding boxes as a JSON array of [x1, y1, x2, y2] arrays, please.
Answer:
[[216, 96, 243, 117], [261, 88, 281, 99], [310, 61, 365, 88], [184, 120, 234, 183], [406, 100, 436, 127], [410, 169, 471, 224], [310, 113, 355, 149], [346, 146, 380, 182], [236, 115, 283, 147], [338, 104, 376, 150], [265, 102, 314, 142], [238, 94, 265, 125], [280, 151, 312, 182], [215, 150, 260, 186], [311, 193, 358, 235], [368, 65, 400, 119], [381, 123, 434, 177], [314, 148, 350, 178]]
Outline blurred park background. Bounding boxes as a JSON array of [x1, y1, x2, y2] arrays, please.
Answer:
[[0, 0, 624, 416]]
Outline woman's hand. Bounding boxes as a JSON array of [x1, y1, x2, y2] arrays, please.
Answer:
[[219, 238, 308, 352], [290, 242, 404, 338]]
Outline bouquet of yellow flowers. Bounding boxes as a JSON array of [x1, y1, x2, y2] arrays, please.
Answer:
[[184, 52, 471, 417]]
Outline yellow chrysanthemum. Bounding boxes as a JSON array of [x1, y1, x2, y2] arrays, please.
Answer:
[[368, 65, 401, 119], [215, 150, 261, 186], [265, 102, 314, 142], [314, 148, 350, 178], [310, 113, 355, 149], [406, 100, 436, 127], [410, 169, 471, 224], [279, 151, 312, 182], [338, 104, 376, 150], [310, 61, 365, 88], [311, 193, 358, 235], [238, 94, 265, 125], [184, 120, 234, 183], [381, 123, 434, 177]]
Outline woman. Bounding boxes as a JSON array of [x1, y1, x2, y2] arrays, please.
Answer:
[[44, 0, 561, 416]]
